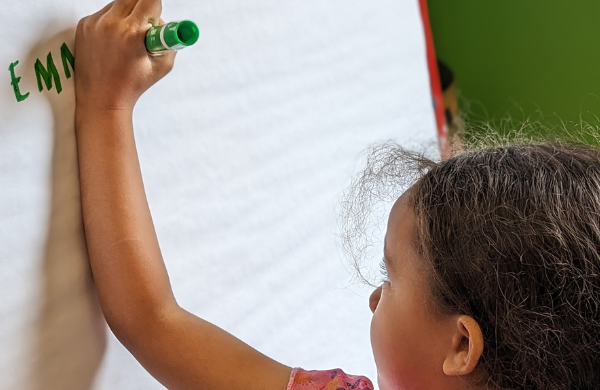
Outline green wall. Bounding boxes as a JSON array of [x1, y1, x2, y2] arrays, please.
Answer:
[[427, 1, 600, 131]]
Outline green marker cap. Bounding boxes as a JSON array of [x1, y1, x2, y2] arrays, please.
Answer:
[[146, 20, 199, 53]]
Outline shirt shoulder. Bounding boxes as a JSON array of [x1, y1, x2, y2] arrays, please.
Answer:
[[286, 367, 374, 390]]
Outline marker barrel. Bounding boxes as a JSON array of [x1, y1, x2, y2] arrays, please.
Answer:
[[146, 21, 199, 53]]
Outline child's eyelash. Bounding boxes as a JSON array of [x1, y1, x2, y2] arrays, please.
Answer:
[[379, 257, 389, 282]]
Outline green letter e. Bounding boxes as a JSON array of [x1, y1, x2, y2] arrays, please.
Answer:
[[8, 60, 30, 102]]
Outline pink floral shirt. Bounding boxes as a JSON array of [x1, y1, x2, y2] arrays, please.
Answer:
[[287, 367, 374, 390]]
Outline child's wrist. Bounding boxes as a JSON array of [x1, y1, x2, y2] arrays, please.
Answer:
[[75, 100, 133, 117], [76, 98, 135, 113], [75, 105, 133, 133]]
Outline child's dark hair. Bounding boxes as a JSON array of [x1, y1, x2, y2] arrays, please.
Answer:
[[341, 139, 600, 390]]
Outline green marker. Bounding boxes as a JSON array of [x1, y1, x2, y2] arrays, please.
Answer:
[[146, 21, 199, 53]]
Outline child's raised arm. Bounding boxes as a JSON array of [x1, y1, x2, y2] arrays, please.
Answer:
[[74, 1, 292, 389]]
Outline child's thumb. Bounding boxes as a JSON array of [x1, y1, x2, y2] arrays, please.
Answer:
[[152, 49, 177, 76]]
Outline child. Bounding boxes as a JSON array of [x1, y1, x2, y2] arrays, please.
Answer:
[[74, 1, 600, 389]]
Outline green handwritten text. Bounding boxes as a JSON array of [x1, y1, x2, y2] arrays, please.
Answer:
[[8, 61, 30, 102], [35, 52, 62, 94], [8, 42, 75, 102]]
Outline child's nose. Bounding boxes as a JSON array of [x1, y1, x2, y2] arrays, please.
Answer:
[[369, 286, 382, 313]]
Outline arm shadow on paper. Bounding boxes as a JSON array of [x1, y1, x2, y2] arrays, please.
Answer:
[[23, 25, 107, 390]]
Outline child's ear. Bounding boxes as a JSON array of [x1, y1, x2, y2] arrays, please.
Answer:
[[442, 315, 484, 376]]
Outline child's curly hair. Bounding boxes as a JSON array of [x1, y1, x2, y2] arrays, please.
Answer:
[[341, 128, 600, 389]]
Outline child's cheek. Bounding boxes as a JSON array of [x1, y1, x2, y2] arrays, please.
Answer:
[[370, 304, 403, 390], [370, 300, 431, 390]]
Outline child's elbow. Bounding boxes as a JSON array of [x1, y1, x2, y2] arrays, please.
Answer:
[[102, 299, 180, 353]]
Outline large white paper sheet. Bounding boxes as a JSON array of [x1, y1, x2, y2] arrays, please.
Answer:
[[0, 1, 437, 389]]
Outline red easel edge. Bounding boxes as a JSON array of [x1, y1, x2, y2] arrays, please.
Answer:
[[417, 0, 449, 159]]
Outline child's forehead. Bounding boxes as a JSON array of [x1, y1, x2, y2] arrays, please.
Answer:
[[385, 191, 418, 262], [388, 190, 413, 228]]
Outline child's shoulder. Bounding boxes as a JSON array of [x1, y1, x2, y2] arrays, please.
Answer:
[[287, 367, 374, 390]]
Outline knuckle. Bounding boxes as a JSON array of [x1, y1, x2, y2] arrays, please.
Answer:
[[126, 25, 140, 37], [76, 17, 87, 32], [96, 18, 122, 38]]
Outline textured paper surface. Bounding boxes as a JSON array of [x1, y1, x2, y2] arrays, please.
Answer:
[[0, 1, 437, 389]]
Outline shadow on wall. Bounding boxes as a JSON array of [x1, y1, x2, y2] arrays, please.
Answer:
[[23, 26, 107, 390]]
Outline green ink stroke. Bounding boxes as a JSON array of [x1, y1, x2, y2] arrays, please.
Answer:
[[35, 52, 62, 94], [61, 43, 74, 79], [8, 61, 30, 102]]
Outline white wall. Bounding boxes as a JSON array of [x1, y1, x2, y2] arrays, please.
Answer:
[[0, 1, 437, 389]]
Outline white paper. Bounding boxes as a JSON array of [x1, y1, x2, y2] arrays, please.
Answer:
[[0, 1, 437, 389]]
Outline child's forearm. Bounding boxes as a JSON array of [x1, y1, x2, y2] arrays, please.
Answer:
[[75, 107, 178, 335], [74, 109, 294, 390]]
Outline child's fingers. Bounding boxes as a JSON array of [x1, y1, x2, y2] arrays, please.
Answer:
[[93, 1, 116, 17], [82, 1, 115, 22], [131, 0, 162, 23], [111, 0, 139, 16]]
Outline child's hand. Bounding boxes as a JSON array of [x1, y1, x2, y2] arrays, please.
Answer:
[[74, 0, 177, 112]]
